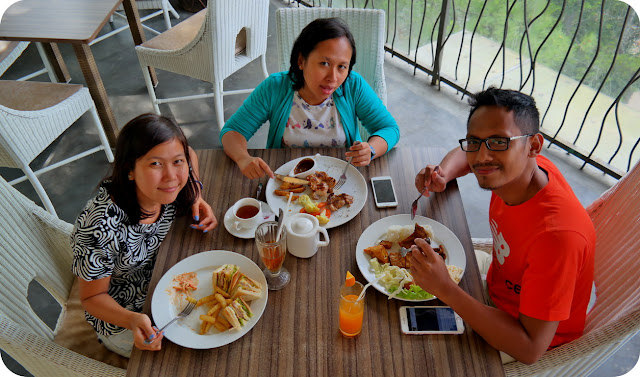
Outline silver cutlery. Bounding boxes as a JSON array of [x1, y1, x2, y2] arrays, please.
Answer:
[[410, 165, 439, 221], [334, 141, 361, 191], [144, 300, 196, 344]]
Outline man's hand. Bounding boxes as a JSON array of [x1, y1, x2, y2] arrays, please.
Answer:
[[415, 165, 446, 196], [190, 197, 217, 232], [410, 238, 457, 298], [238, 156, 275, 179], [131, 313, 164, 351]]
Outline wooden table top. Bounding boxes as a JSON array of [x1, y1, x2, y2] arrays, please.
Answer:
[[126, 147, 504, 377], [0, 0, 122, 43]]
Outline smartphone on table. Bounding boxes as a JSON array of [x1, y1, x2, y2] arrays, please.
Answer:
[[370, 176, 398, 208], [399, 306, 465, 335]]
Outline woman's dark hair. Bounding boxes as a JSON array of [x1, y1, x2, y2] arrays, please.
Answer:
[[467, 87, 540, 135], [106, 113, 199, 223], [288, 17, 357, 91]]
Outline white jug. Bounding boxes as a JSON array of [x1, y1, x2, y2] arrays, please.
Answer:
[[285, 213, 329, 258]]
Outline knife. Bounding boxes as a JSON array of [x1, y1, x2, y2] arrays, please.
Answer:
[[274, 174, 309, 185]]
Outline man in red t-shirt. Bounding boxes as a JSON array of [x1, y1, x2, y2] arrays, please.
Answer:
[[412, 87, 595, 364]]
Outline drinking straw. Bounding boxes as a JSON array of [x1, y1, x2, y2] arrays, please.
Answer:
[[276, 192, 293, 241]]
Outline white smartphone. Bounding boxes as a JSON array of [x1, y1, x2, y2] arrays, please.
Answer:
[[370, 176, 398, 208], [399, 306, 465, 335]]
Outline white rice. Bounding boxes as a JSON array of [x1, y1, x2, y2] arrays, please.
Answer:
[[447, 265, 464, 284], [384, 224, 434, 243]]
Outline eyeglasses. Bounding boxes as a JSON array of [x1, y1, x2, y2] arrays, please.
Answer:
[[458, 134, 534, 152]]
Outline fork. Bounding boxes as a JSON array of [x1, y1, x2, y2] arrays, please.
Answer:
[[334, 141, 361, 191], [410, 165, 439, 221], [144, 300, 196, 344]]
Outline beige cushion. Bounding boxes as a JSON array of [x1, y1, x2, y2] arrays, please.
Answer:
[[53, 279, 129, 370], [0, 80, 83, 111], [0, 41, 21, 62], [141, 9, 246, 54], [141, 9, 206, 50]]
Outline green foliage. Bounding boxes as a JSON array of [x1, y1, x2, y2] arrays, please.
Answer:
[[326, 0, 639, 98]]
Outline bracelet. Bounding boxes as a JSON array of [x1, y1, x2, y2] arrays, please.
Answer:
[[194, 180, 203, 190]]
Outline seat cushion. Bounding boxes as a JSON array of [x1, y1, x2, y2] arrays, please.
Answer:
[[140, 9, 246, 54], [53, 279, 129, 370], [0, 41, 22, 63], [141, 9, 206, 50], [0, 80, 84, 111]]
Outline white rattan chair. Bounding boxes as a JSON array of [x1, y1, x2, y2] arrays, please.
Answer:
[[0, 80, 114, 217], [0, 176, 127, 377], [472, 159, 640, 376], [0, 41, 55, 81], [90, 0, 180, 46], [275, 7, 387, 140], [135, 0, 269, 130]]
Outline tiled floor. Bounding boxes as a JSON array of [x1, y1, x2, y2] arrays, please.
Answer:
[[1, 1, 637, 376]]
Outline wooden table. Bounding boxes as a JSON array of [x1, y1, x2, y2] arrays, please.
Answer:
[[0, 0, 156, 146], [127, 147, 505, 377]]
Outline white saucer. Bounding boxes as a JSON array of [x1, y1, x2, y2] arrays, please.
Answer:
[[224, 201, 276, 239]]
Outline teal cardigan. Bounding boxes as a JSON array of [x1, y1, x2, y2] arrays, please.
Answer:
[[220, 71, 400, 150]]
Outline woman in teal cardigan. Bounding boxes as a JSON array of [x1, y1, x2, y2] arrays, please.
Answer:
[[221, 18, 400, 179]]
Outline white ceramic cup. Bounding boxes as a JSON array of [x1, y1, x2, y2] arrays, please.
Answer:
[[285, 213, 329, 258], [231, 198, 262, 230]]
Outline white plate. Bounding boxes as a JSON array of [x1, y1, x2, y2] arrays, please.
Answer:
[[223, 201, 276, 239], [151, 250, 268, 349], [355, 214, 467, 302], [266, 155, 367, 229]]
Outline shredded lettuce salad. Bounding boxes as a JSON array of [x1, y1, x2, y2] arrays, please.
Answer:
[[369, 258, 434, 300]]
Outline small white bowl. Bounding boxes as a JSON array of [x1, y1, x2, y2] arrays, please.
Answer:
[[288, 156, 317, 179]]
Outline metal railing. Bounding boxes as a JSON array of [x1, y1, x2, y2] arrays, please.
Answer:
[[285, 0, 640, 178]]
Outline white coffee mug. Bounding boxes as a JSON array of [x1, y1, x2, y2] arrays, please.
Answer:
[[285, 213, 329, 258], [231, 198, 262, 230]]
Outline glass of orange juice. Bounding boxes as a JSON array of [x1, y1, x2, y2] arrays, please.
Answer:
[[255, 221, 290, 290], [339, 281, 365, 337]]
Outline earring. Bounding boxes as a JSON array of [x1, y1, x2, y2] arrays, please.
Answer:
[[128, 174, 133, 180]]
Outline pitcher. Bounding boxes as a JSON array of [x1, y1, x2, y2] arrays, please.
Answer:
[[285, 213, 329, 258]]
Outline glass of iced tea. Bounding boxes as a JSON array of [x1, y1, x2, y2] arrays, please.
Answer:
[[339, 281, 365, 337], [255, 221, 290, 290]]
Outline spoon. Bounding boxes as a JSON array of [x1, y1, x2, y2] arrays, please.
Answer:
[[275, 208, 284, 241]]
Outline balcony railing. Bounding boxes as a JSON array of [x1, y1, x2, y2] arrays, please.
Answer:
[[286, 0, 640, 178]]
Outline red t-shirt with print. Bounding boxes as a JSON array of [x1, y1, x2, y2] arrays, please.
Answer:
[[486, 155, 595, 348]]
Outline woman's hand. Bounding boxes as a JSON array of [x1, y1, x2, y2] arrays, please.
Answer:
[[130, 313, 164, 352], [238, 156, 275, 180], [190, 197, 217, 232], [346, 141, 372, 167]]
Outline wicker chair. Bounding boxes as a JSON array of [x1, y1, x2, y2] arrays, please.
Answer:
[[90, 0, 180, 46], [0, 80, 114, 216], [135, 0, 269, 130], [275, 7, 388, 140], [0, 176, 127, 377], [472, 159, 640, 376], [0, 41, 54, 81]]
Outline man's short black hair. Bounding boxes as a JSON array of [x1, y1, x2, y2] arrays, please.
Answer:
[[468, 87, 540, 135]]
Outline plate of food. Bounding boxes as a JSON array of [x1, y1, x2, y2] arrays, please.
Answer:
[[355, 214, 466, 301], [265, 154, 367, 229], [151, 250, 267, 349]]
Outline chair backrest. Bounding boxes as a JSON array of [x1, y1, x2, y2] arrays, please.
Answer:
[[206, 0, 269, 81], [0, 176, 74, 339], [275, 7, 387, 105], [584, 159, 640, 333]]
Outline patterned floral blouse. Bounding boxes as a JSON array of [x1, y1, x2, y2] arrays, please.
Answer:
[[71, 183, 176, 336]]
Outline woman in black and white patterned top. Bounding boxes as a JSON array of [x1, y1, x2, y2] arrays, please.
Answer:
[[71, 114, 217, 357]]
